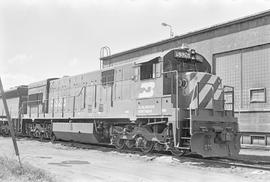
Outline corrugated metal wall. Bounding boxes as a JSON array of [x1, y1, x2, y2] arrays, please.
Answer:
[[215, 53, 242, 109], [215, 44, 270, 111], [214, 44, 270, 135]]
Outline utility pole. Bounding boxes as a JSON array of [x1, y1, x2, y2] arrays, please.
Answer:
[[0, 77, 21, 166]]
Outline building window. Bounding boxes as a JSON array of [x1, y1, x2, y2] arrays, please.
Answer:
[[250, 88, 266, 103], [251, 135, 266, 145]]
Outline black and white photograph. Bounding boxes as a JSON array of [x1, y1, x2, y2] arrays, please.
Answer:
[[1, 0, 270, 181]]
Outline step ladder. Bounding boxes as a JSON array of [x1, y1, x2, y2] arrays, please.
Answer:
[[180, 116, 191, 148]]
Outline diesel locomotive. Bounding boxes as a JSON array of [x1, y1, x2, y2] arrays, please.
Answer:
[[0, 47, 240, 157]]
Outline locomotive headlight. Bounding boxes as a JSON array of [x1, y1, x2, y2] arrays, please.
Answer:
[[179, 79, 188, 88], [190, 49, 196, 60]]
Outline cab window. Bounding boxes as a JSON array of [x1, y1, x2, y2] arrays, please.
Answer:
[[140, 58, 159, 80]]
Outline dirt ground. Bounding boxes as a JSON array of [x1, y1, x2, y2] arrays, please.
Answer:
[[0, 137, 270, 182]]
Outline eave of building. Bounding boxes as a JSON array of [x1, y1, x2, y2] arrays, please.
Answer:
[[101, 9, 270, 61]]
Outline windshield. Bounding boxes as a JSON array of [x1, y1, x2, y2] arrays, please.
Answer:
[[163, 49, 211, 73]]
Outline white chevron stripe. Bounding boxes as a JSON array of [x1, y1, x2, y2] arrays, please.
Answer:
[[189, 75, 219, 109], [189, 97, 197, 109], [188, 72, 205, 94], [197, 76, 217, 103], [214, 89, 222, 100], [205, 89, 223, 108], [205, 81, 222, 109], [205, 100, 213, 109]]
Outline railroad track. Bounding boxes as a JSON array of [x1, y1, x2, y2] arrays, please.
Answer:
[[180, 156, 270, 171], [13, 136, 270, 171]]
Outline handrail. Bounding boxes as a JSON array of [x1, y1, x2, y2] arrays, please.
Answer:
[[189, 104, 192, 135], [194, 82, 235, 116], [223, 85, 235, 116], [161, 70, 179, 147]]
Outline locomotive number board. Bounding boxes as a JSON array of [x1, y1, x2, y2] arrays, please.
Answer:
[[174, 50, 191, 59]]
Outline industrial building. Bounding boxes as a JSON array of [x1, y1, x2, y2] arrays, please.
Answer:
[[101, 10, 270, 146]]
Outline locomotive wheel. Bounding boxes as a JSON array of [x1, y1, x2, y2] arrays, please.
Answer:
[[40, 133, 44, 142], [44, 131, 50, 139], [50, 134, 56, 143], [34, 130, 40, 138], [125, 140, 136, 149], [139, 137, 154, 154], [114, 137, 126, 150], [26, 129, 30, 137], [3, 130, 10, 137], [30, 132, 34, 139]]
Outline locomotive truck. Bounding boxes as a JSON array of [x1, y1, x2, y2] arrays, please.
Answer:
[[0, 47, 240, 157]]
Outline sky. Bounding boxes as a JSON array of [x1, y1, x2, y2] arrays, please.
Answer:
[[0, 0, 270, 89]]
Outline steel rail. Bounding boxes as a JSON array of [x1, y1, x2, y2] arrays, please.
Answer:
[[179, 155, 270, 171]]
